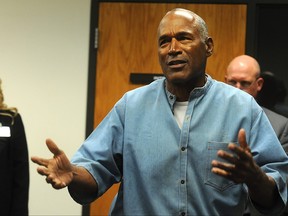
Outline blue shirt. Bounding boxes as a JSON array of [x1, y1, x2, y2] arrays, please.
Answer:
[[71, 75, 288, 215]]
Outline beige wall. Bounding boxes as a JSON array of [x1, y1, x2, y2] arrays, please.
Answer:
[[0, 0, 90, 215]]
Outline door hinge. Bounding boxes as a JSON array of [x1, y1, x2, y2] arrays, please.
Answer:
[[94, 28, 98, 49]]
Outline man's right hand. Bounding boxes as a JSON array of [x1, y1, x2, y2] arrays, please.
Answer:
[[31, 138, 73, 189]]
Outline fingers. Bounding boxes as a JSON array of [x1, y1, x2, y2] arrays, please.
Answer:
[[37, 166, 50, 176], [31, 156, 49, 167], [212, 160, 235, 173], [228, 143, 251, 160], [211, 158, 246, 183], [217, 149, 239, 164], [211, 165, 243, 183], [46, 138, 63, 156], [228, 128, 251, 159], [35, 162, 67, 189], [31, 138, 62, 165], [212, 151, 239, 175], [211, 129, 253, 184], [45, 174, 67, 189], [211, 167, 230, 176], [238, 128, 248, 150], [212, 149, 236, 177]]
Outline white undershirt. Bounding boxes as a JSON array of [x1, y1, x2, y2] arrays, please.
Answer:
[[173, 101, 188, 128]]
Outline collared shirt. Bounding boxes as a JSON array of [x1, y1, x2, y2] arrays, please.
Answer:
[[71, 75, 288, 216]]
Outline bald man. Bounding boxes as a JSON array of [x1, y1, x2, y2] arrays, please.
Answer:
[[226, 55, 288, 152]]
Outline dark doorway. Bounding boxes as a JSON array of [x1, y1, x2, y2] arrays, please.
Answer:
[[256, 4, 288, 115]]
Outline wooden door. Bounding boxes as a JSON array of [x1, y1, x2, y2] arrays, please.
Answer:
[[91, 3, 246, 215]]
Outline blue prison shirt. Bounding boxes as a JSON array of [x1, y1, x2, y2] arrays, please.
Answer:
[[71, 75, 288, 216]]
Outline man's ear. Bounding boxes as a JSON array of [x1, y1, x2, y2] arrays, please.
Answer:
[[257, 77, 264, 91], [205, 37, 214, 57]]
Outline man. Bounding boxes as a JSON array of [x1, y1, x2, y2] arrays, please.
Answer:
[[31, 9, 288, 215], [225, 55, 288, 152]]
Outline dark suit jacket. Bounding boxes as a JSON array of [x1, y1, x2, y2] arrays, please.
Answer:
[[262, 107, 288, 153], [0, 111, 29, 216]]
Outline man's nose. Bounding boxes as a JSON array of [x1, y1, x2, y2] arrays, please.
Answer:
[[235, 82, 241, 89], [168, 38, 181, 55], [235, 82, 245, 90]]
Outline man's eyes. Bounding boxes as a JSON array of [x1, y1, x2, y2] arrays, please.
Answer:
[[159, 36, 192, 46], [228, 80, 252, 88], [177, 36, 191, 41], [159, 39, 170, 46], [228, 80, 237, 85], [241, 81, 252, 88]]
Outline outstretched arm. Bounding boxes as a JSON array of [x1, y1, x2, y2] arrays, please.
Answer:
[[211, 129, 278, 209], [31, 139, 98, 203]]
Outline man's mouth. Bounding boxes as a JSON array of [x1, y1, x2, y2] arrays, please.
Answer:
[[167, 60, 187, 69]]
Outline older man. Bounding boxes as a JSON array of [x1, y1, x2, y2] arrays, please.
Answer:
[[32, 10, 288, 216]]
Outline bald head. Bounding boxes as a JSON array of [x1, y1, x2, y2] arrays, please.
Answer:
[[158, 8, 209, 43], [225, 55, 263, 98], [227, 55, 260, 78]]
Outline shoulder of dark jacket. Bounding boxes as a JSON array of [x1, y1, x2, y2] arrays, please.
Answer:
[[0, 110, 19, 126]]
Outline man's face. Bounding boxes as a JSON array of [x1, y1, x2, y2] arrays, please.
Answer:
[[157, 11, 211, 87], [225, 68, 262, 98]]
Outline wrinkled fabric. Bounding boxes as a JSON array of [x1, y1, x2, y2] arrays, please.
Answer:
[[71, 75, 288, 216]]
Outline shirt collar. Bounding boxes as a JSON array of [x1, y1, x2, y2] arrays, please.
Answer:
[[165, 74, 213, 110]]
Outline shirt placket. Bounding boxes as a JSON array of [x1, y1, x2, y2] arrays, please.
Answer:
[[178, 99, 194, 216]]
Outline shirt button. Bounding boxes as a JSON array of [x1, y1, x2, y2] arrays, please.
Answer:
[[181, 180, 185, 184], [169, 95, 173, 100], [181, 147, 186, 151]]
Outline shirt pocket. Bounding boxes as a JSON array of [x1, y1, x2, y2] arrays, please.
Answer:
[[204, 141, 237, 191]]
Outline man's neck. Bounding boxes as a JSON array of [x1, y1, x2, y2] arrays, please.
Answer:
[[166, 75, 206, 101]]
